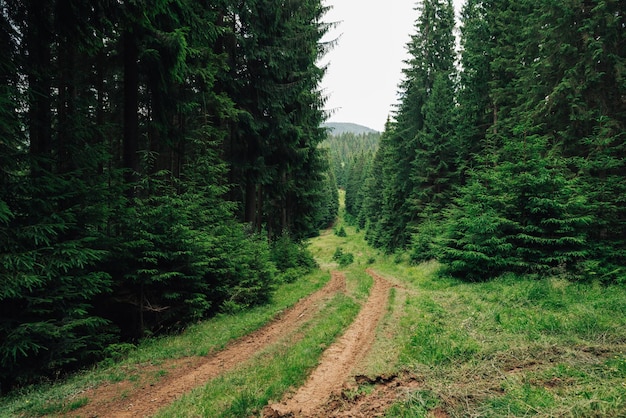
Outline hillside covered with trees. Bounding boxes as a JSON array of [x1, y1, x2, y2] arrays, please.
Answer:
[[321, 128, 380, 191], [347, 0, 625, 281], [0, 0, 338, 390]]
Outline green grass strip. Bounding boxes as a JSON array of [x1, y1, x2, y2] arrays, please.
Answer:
[[155, 292, 360, 417], [0, 270, 329, 418]]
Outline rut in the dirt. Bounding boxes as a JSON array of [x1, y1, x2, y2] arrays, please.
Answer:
[[265, 269, 393, 418], [66, 272, 346, 418]]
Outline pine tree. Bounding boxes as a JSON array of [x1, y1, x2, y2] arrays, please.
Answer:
[[222, 0, 331, 239], [0, 0, 338, 390], [440, 0, 604, 280], [455, 0, 493, 178], [375, 0, 457, 252], [536, 0, 626, 280], [361, 120, 392, 246], [0, 0, 117, 387]]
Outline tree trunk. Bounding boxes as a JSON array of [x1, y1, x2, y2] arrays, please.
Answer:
[[123, 29, 140, 195], [27, 0, 52, 177]]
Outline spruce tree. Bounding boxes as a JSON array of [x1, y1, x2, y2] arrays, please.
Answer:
[[375, 0, 456, 252], [222, 0, 331, 239], [440, 0, 606, 280], [536, 0, 626, 280], [0, 0, 117, 388], [455, 0, 493, 178]]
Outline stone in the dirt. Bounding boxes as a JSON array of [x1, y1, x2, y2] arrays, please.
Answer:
[[261, 406, 293, 418]]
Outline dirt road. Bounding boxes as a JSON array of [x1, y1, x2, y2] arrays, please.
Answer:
[[265, 269, 392, 417], [67, 270, 399, 417], [70, 272, 345, 417]]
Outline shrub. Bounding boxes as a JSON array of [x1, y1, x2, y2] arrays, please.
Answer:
[[334, 225, 347, 237], [270, 233, 317, 273], [333, 247, 354, 267]]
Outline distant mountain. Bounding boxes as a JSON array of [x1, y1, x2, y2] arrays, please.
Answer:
[[323, 122, 378, 136]]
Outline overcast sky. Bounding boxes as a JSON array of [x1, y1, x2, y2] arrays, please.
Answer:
[[320, 0, 465, 132]]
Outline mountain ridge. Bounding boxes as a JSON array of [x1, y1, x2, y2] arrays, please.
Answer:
[[323, 122, 378, 135]]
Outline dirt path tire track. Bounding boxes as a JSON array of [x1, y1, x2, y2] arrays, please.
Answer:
[[68, 271, 346, 418], [265, 269, 393, 418]]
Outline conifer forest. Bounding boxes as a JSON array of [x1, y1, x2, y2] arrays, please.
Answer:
[[0, 0, 336, 389], [1, 0, 625, 396], [347, 0, 625, 280]]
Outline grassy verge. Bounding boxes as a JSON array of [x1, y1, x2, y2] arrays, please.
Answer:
[[155, 292, 360, 417], [0, 269, 330, 417], [374, 261, 626, 417], [313, 209, 626, 417]]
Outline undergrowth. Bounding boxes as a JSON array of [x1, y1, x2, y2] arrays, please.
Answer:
[[375, 260, 626, 417]]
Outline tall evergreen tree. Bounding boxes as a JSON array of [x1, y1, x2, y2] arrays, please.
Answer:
[[362, 120, 393, 247], [223, 0, 331, 239], [536, 0, 626, 279], [440, 0, 620, 280], [455, 0, 493, 178], [373, 0, 456, 252], [0, 0, 333, 389], [0, 0, 117, 387]]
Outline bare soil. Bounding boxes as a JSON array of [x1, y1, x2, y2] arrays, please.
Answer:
[[65, 269, 408, 418], [264, 269, 394, 417], [66, 271, 346, 417]]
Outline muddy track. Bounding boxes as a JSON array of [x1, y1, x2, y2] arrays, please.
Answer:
[[68, 271, 346, 418], [264, 269, 393, 417]]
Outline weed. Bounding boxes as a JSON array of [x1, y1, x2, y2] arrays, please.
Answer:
[[333, 247, 354, 267], [385, 390, 440, 417]]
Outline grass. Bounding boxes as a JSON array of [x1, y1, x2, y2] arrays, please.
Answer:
[[374, 261, 626, 417], [0, 269, 330, 417], [3, 192, 626, 417], [154, 292, 360, 417]]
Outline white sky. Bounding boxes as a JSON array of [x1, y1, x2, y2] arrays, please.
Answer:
[[320, 0, 465, 132]]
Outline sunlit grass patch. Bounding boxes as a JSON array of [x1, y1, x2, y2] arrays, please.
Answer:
[[379, 261, 626, 417]]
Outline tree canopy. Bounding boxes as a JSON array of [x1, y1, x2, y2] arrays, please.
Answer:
[[350, 0, 625, 282], [0, 0, 334, 390]]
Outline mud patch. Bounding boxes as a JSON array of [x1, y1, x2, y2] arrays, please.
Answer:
[[264, 373, 423, 418]]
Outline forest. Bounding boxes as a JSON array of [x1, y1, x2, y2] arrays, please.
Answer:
[[321, 129, 380, 190], [347, 0, 625, 281], [0, 0, 337, 390], [1, 0, 625, 399]]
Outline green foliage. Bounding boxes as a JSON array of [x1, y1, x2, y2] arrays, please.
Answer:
[[334, 225, 347, 237], [0, 0, 332, 391], [208, 226, 277, 314], [345, 0, 626, 282], [270, 233, 318, 284], [223, 0, 332, 239], [322, 131, 380, 189], [332, 247, 355, 267], [0, 171, 115, 387], [351, 0, 457, 253], [410, 219, 443, 264]]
